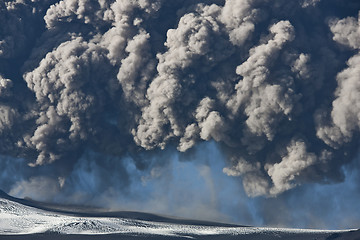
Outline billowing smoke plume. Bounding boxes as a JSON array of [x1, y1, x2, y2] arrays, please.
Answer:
[[1, 0, 360, 228]]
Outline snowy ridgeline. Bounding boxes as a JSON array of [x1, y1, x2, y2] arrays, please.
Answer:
[[0, 196, 358, 240]]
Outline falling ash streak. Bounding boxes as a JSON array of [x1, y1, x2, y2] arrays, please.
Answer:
[[1, 142, 360, 229]]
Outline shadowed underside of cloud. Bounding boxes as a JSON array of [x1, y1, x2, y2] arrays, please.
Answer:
[[0, 0, 360, 229]]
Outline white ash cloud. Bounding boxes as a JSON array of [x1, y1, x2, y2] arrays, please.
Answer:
[[265, 139, 317, 195], [330, 13, 360, 50], [0, 0, 360, 205], [316, 12, 360, 148], [300, 0, 321, 8]]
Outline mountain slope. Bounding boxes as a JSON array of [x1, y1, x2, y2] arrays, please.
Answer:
[[0, 191, 359, 240]]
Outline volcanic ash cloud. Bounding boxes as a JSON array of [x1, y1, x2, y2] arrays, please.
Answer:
[[0, 0, 360, 199]]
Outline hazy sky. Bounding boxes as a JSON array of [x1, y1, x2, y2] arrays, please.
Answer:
[[0, 0, 360, 229]]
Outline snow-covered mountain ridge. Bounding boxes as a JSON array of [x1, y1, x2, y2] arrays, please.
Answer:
[[0, 191, 359, 239]]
